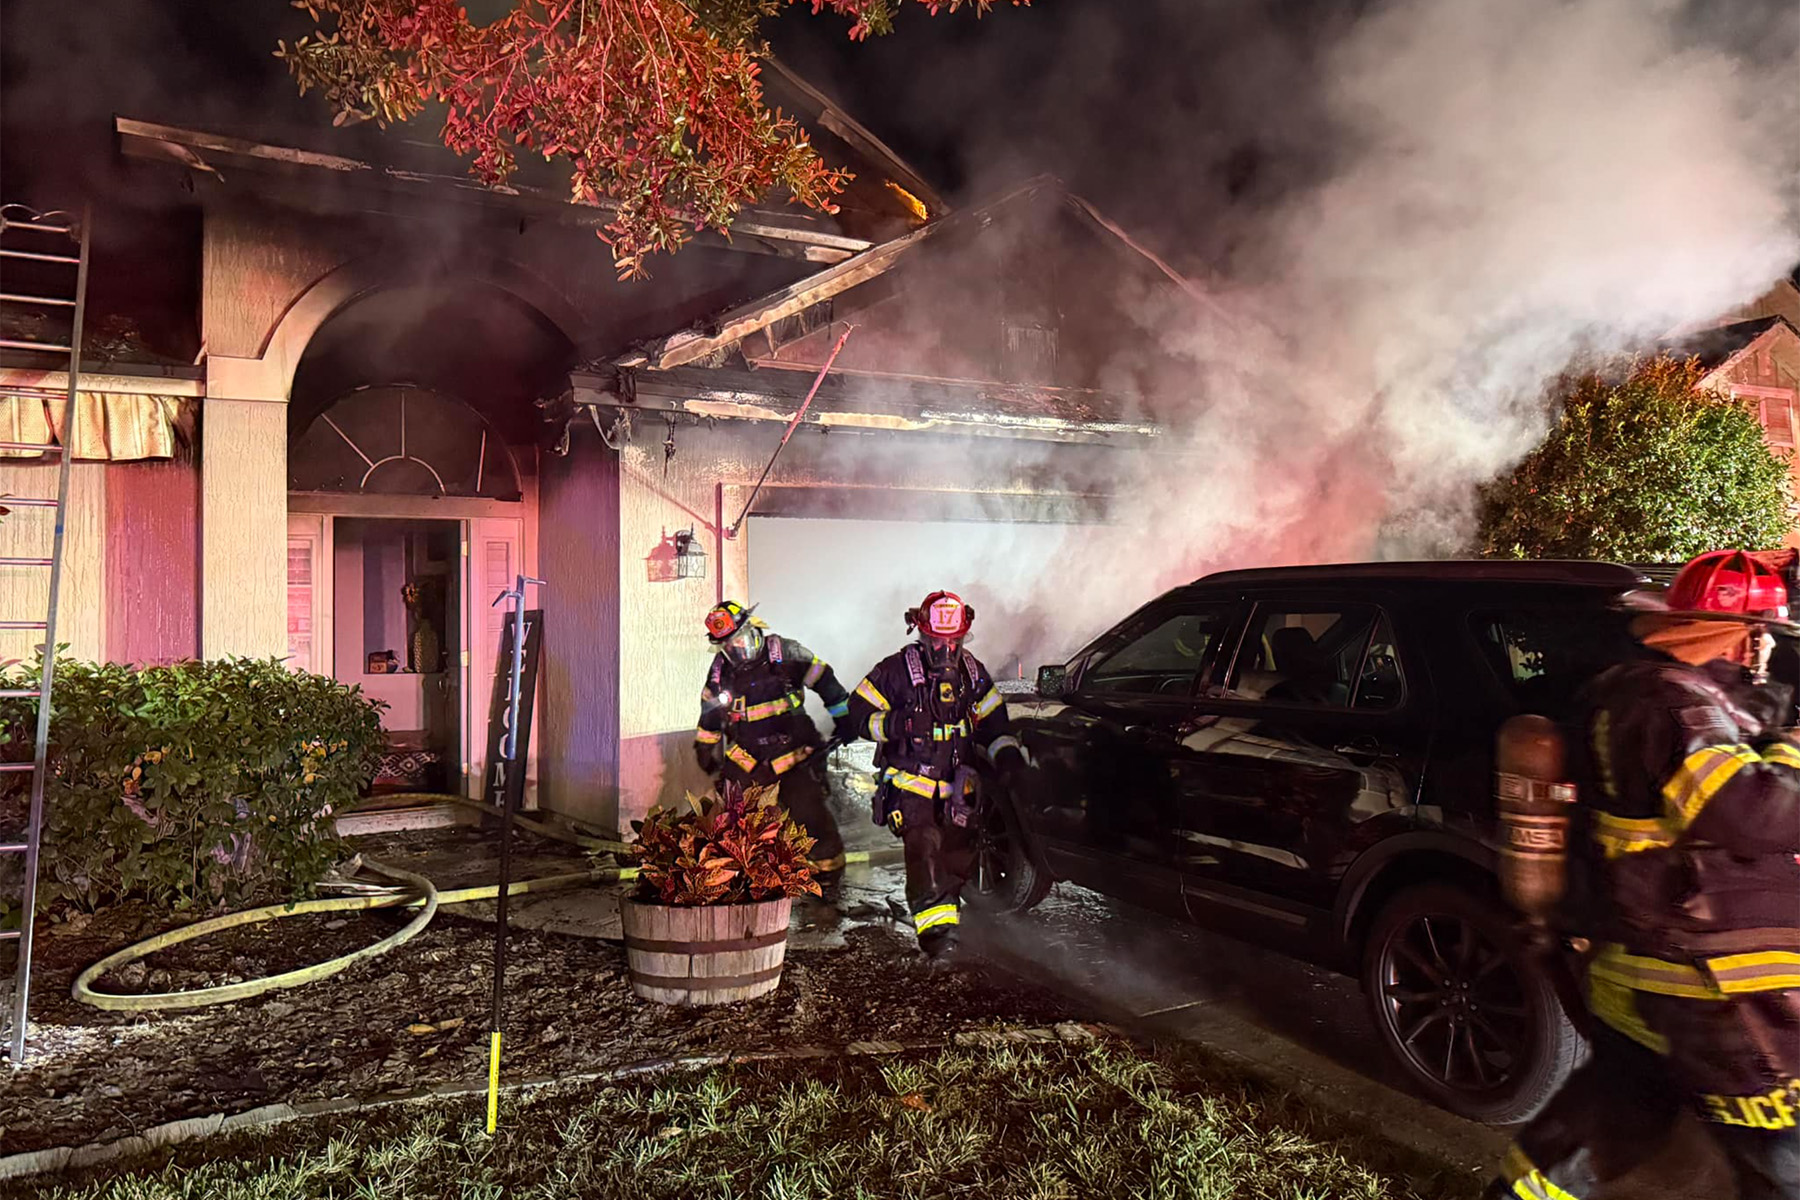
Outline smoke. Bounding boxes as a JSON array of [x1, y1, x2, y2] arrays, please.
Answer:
[[979, 0, 1800, 658]]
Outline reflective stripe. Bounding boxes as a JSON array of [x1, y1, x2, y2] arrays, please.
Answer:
[[973, 688, 1002, 720], [725, 744, 758, 773], [1587, 974, 1671, 1054], [931, 720, 969, 742], [1502, 1144, 1583, 1200], [742, 692, 803, 722], [804, 659, 827, 688], [855, 678, 891, 711], [1662, 744, 1759, 827], [1763, 741, 1800, 769], [914, 903, 960, 933], [810, 855, 845, 873], [886, 769, 942, 798], [770, 745, 813, 775], [695, 726, 723, 745], [987, 735, 1023, 761], [1589, 944, 1724, 1001], [826, 699, 850, 719], [1591, 812, 1675, 859], [1705, 950, 1800, 995], [869, 712, 888, 742]]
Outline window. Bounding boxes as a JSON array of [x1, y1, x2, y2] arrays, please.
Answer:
[[1469, 608, 1640, 716], [1228, 606, 1403, 709], [1760, 396, 1795, 448], [1080, 606, 1233, 697]]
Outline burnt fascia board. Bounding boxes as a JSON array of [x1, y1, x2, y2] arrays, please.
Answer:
[[114, 117, 869, 262]]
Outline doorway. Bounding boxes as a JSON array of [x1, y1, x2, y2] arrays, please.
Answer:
[[333, 518, 462, 796]]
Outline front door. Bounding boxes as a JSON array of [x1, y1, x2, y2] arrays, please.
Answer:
[[463, 516, 526, 802], [1172, 600, 1428, 918], [1020, 599, 1239, 912]]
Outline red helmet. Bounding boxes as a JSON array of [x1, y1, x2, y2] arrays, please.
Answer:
[[906, 590, 974, 643], [1666, 550, 1790, 622]]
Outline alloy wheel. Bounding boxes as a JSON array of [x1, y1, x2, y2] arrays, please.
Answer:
[[1374, 911, 1533, 1094]]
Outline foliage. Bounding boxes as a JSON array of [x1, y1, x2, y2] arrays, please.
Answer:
[[630, 781, 819, 905], [1477, 355, 1794, 562], [276, 0, 1023, 278], [11, 1042, 1479, 1198], [0, 657, 385, 916]]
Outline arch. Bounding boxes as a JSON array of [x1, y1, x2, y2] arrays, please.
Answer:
[[256, 252, 588, 399]]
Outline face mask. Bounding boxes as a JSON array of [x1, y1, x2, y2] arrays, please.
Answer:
[[724, 625, 763, 664], [922, 635, 961, 668]]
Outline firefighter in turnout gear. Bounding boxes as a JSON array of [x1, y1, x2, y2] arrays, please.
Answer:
[[1491, 551, 1800, 1200], [847, 591, 1026, 961], [695, 601, 856, 880]]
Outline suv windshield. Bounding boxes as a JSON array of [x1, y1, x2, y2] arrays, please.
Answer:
[[1469, 607, 1641, 716]]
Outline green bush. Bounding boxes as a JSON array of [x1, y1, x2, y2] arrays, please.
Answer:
[[1477, 355, 1794, 560], [0, 657, 385, 915]]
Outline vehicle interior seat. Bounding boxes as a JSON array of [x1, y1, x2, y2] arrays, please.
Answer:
[[1266, 626, 1335, 704]]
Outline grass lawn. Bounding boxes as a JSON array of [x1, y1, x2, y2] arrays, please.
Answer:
[[20, 1040, 1482, 1199]]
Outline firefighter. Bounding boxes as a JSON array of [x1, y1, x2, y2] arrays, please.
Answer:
[[1492, 550, 1800, 1200], [846, 590, 1027, 962], [695, 601, 856, 883]]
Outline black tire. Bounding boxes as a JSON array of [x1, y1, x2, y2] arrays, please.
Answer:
[[1361, 883, 1584, 1125], [963, 790, 1053, 914]]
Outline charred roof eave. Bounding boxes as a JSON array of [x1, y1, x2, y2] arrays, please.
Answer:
[[566, 364, 1163, 448], [113, 117, 872, 266]]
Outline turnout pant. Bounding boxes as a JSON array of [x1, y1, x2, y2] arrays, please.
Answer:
[[889, 787, 973, 956], [1492, 1024, 1800, 1200]]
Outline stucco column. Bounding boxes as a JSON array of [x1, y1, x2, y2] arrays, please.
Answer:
[[201, 355, 288, 659]]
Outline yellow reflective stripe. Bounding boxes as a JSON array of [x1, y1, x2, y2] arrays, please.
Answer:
[[742, 692, 803, 721], [1589, 944, 1724, 1001], [810, 855, 845, 873], [804, 659, 826, 688], [725, 745, 757, 772], [1512, 1170, 1582, 1200], [1662, 744, 1758, 826], [914, 903, 960, 933], [1587, 974, 1671, 1055], [1591, 812, 1675, 859], [1706, 951, 1800, 995], [987, 735, 1022, 760], [869, 713, 887, 742], [695, 726, 723, 745], [855, 678, 891, 712], [1763, 741, 1800, 769], [973, 688, 1002, 720], [770, 745, 813, 775], [886, 769, 942, 798]]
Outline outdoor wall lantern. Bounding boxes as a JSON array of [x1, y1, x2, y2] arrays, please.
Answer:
[[646, 527, 707, 583]]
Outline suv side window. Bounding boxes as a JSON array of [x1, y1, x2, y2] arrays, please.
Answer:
[[1470, 607, 1638, 716], [1227, 605, 1404, 709], [1080, 605, 1235, 698]]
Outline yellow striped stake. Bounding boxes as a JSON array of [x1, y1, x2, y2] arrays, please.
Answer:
[[486, 1030, 502, 1133]]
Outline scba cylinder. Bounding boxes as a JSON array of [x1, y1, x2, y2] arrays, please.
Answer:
[[1495, 714, 1576, 926]]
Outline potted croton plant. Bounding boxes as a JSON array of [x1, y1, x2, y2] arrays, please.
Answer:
[[622, 781, 820, 1006]]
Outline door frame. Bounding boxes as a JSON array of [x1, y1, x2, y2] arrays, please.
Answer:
[[288, 491, 537, 803]]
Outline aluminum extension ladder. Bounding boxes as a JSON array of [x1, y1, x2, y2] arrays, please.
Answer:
[[0, 204, 90, 1066]]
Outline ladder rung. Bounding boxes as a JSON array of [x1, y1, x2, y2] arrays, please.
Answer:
[[0, 339, 72, 355], [0, 844, 25, 854], [0, 443, 61, 454], [2, 499, 59, 509], [0, 293, 74, 308], [0, 249, 80, 265], [0, 690, 41, 700], [0, 622, 47, 631], [0, 928, 19, 942], [0, 762, 36, 773], [0, 558, 52, 568]]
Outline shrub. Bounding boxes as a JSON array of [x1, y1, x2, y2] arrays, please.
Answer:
[[630, 783, 820, 906], [0, 656, 385, 916], [1477, 355, 1794, 560]]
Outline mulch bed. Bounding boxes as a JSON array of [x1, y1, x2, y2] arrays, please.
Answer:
[[0, 829, 1077, 1156]]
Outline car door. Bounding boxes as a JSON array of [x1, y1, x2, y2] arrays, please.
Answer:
[[1169, 597, 1432, 923], [1016, 598, 1243, 913]]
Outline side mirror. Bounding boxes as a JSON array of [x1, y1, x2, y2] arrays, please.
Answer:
[[1036, 664, 1068, 698]]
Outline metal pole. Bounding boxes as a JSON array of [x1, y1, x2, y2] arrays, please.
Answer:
[[487, 573, 542, 1133], [724, 324, 855, 538], [9, 207, 87, 1065]]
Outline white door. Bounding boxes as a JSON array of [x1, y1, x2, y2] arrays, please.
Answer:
[[286, 513, 332, 675], [463, 517, 526, 801]]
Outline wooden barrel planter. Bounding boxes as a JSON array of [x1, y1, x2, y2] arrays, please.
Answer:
[[621, 896, 792, 1006]]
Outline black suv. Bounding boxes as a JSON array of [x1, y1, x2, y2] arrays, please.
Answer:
[[976, 560, 1674, 1124]]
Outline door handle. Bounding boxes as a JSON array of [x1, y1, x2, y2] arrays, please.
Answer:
[[1334, 739, 1397, 760]]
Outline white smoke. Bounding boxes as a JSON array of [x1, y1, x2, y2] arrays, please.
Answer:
[[1033, 0, 1800, 653]]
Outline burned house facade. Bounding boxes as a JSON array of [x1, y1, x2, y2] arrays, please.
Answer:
[[0, 73, 1189, 834]]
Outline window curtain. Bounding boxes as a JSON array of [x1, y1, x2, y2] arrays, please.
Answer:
[[0, 390, 194, 461]]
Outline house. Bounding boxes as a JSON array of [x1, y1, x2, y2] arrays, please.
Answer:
[[0, 74, 1188, 835]]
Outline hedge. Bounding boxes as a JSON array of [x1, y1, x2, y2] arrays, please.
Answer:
[[0, 657, 385, 916]]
